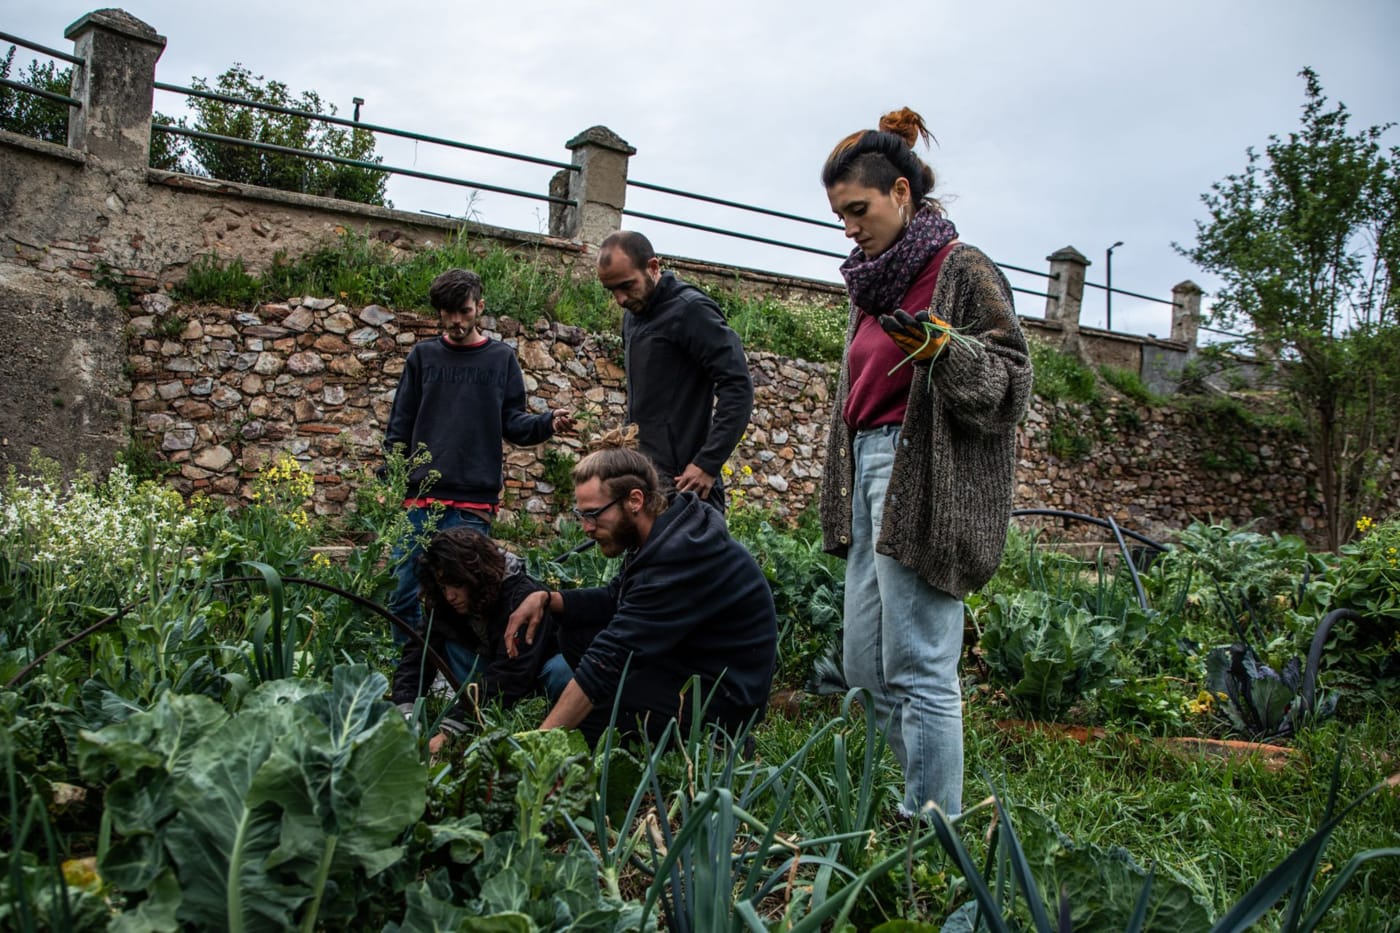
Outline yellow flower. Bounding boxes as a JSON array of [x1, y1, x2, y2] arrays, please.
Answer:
[[1185, 690, 1215, 715], [1355, 515, 1374, 533], [62, 857, 100, 890], [721, 463, 734, 478], [310, 553, 331, 570], [741, 465, 753, 477]]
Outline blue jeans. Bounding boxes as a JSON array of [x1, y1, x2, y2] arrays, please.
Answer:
[[438, 637, 573, 703], [388, 506, 490, 645], [843, 426, 965, 819]]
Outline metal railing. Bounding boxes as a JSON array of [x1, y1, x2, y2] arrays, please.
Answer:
[[624, 175, 1058, 299], [0, 30, 83, 113], [150, 79, 576, 212], [154, 81, 576, 174], [0, 30, 84, 66]]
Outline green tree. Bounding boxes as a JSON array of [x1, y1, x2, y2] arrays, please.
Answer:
[[1178, 68, 1399, 550], [0, 46, 71, 143], [149, 109, 192, 173], [178, 64, 389, 205]]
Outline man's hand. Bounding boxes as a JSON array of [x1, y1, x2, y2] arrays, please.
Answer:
[[505, 589, 549, 658], [879, 309, 952, 361], [428, 731, 449, 756], [674, 463, 716, 498], [552, 409, 576, 433]]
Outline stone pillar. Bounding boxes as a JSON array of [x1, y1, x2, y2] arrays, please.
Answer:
[[1171, 280, 1203, 349], [558, 126, 635, 247], [1044, 246, 1089, 348], [64, 9, 166, 166]]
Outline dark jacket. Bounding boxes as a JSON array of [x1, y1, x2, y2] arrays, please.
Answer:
[[392, 554, 555, 733], [560, 492, 777, 726], [820, 244, 1032, 599], [384, 336, 554, 503], [623, 272, 754, 484]]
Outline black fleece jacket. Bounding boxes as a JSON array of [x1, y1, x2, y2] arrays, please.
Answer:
[[560, 492, 777, 722], [384, 336, 554, 503], [623, 272, 754, 480], [392, 554, 555, 733]]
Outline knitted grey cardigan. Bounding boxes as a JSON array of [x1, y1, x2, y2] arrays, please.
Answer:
[[820, 243, 1032, 600]]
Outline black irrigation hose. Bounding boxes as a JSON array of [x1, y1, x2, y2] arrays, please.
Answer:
[[1010, 508, 1170, 553], [1010, 508, 1169, 612], [1298, 608, 1365, 719], [5, 575, 458, 694], [551, 538, 597, 562], [1105, 514, 1150, 614]]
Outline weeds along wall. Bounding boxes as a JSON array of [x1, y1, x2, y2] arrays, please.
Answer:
[[118, 288, 1360, 546]]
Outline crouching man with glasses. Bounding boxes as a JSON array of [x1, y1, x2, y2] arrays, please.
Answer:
[[504, 426, 777, 745]]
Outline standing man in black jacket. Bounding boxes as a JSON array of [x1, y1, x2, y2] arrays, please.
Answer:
[[383, 268, 574, 643], [596, 231, 753, 511], [505, 429, 777, 744]]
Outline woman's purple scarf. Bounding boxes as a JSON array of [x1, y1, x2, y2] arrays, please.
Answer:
[[839, 206, 958, 315]]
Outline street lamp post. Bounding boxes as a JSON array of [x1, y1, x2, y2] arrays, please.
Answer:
[[1106, 240, 1124, 330], [352, 97, 365, 122]]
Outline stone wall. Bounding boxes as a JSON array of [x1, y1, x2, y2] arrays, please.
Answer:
[[1016, 397, 1327, 544], [125, 293, 833, 524], [124, 291, 1367, 547]]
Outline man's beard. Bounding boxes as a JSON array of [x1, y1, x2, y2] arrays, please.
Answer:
[[596, 508, 643, 557]]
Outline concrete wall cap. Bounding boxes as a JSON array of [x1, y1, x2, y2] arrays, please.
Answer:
[[65, 8, 167, 47], [1046, 246, 1089, 264], [565, 126, 636, 155]]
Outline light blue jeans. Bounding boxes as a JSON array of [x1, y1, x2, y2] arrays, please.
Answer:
[[844, 425, 965, 819], [388, 506, 490, 645]]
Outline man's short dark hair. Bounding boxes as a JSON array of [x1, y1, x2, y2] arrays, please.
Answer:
[[428, 268, 484, 312], [599, 231, 656, 271]]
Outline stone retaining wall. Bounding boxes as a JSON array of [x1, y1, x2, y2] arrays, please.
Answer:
[[124, 292, 1369, 546], [125, 293, 833, 524]]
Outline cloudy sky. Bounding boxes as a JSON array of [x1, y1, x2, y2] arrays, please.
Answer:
[[6, 0, 1398, 338]]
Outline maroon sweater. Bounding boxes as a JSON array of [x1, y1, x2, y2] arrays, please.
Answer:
[[842, 240, 958, 430]]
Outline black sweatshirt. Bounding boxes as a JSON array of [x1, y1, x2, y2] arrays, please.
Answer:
[[623, 272, 754, 481], [384, 336, 554, 504], [560, 492, 777, 723], [392, 554, 555, 733]]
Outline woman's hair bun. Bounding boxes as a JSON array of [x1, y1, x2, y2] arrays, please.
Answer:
[[877, 107, 933, 149]]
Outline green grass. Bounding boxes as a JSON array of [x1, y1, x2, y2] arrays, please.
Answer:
[[1029, 335, 1100, 404], [736, 695, 1400, 929], [1100, 363, 1165, 405]]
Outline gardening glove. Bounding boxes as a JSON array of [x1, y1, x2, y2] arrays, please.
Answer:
[[879, 309, 951, 362]]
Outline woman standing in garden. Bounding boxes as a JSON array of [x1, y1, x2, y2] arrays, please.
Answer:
[[819, 108, 1032, 821]]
